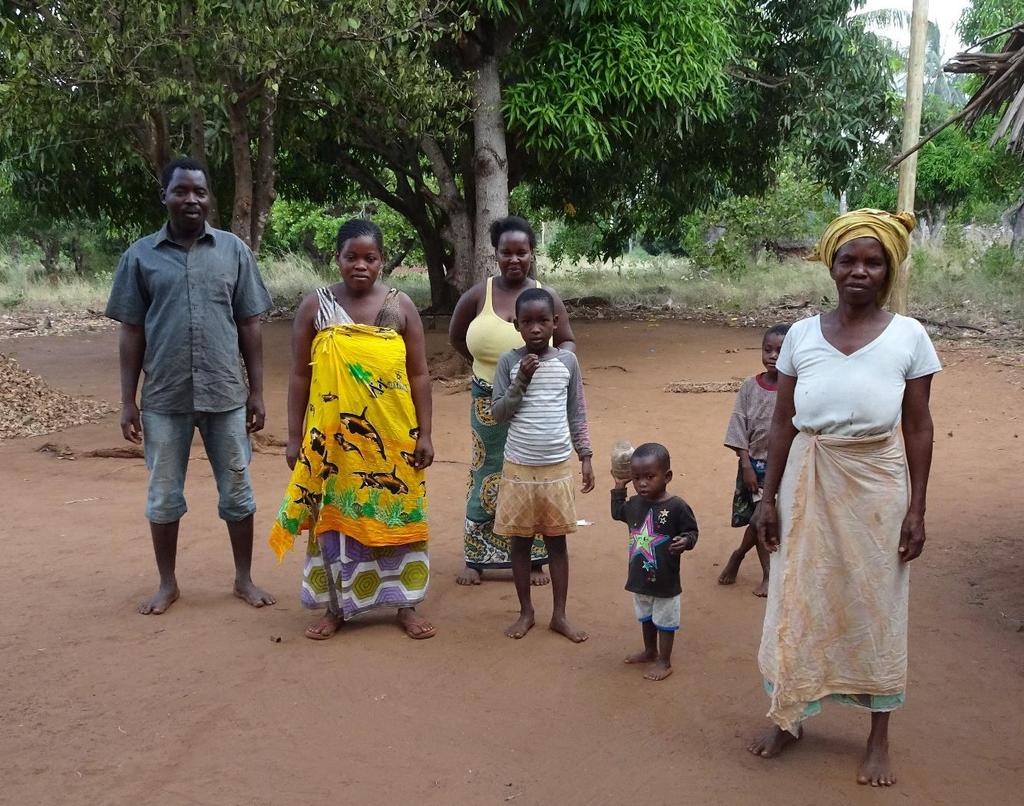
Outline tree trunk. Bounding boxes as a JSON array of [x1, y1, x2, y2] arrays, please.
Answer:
[[1007, 196, 1024, 257], [418, 224, 459, 313], [180, 0, 220, 228], [186, 106, 221, 228], [34, 232, 61, 279], [68, 234, 85, 274], [250, 81, 279, 254], [470, 53, 508, 285], [383, 236, 416, 277], [227, 91, 254, 247], [421, 136, 475, 295], [133, 108, 170, 180]]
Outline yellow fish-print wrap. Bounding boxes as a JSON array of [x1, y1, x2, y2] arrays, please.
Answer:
[[270, 325, 427, 561]]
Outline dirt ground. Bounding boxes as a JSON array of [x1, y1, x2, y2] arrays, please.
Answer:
[[1, 319, 1021, 806]]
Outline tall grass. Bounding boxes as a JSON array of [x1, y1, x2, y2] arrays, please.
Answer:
[[1, 240, 1020, 326], [0, 248, 434, 312], [537, 253, 837, 313]]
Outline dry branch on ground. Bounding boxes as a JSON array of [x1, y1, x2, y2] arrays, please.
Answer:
[[664, 379, 744, 393]]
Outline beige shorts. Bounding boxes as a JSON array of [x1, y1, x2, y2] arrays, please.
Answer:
[[493, 458, 577, 538], [633, 593, 681, 631]]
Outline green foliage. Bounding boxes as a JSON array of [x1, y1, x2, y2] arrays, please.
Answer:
[[942, 217, 968, 254], [503, 0, 736, 162], [548, 221, 604, 266], [679, 166, 836, 274], [958, 0, 1022, 48], [0, 195, 129, 279], [0, 0, 908, 307], [850, 101, 1024, 223], [0, 0, 461, 244], [518, 0, 897, 257], [979, 244, 1020, 278], [263, 200, 347, 264], [263, 197, 425, 267]]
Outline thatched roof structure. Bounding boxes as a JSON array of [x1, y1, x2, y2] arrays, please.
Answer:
[[888, 22, 1024, 168]]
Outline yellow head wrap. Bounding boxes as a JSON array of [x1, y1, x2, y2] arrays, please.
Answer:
[[813, 208, 916, 305]]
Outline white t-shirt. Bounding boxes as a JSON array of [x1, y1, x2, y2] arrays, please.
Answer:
[[777, 314, 942, 437]]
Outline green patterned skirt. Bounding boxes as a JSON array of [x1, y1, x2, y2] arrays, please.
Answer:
[[464, 378, 547, 569]]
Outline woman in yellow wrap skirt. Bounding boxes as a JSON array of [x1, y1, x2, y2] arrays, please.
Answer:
[[271, 219, 435, 640]]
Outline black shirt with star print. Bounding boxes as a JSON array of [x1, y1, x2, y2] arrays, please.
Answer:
[[611, 489, 699, 598]]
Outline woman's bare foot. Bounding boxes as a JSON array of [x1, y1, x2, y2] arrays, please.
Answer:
[[456, 566, 482, 585], [644, 659, 672, 681], [505, 610, 535, 639], [397, 607, 436, 639], [857, 738, 895, 786], [138, 583, 180, 615], [752, 579, 768, 597], [304, 611, 343, 640], [233, 578, 276, 608], [747, 725, 802, 758], [549, 614, 588, 643], [718, 550, 744, 585], [530, 566, 550, 586], [624, 648, 658, 664]]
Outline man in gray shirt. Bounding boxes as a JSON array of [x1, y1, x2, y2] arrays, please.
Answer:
[[106, 157, 276, 615]]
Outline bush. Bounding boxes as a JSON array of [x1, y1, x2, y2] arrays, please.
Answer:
[[979, 244, 1019, 278], [942, 219, 968, 254], [679, 168, 836, 275], [263, 197, 424, 268], [547, 221, 604, 266]]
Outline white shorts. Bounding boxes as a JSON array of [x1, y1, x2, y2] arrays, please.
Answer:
[[632, 593, 681, 631]]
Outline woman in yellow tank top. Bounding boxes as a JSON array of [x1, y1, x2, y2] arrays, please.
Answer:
[[449, 216, 576, 585]]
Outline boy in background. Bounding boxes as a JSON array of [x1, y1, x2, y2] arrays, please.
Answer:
[[719, 324, 789, 597]]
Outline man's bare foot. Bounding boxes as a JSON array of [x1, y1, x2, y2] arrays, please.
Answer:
[[718, 549, 743, 585], [624, 648, 658, 664], [644, 659, 672, 681], [505, 611, 535, 639], [305, 611, 343, 640], [456, 566, 482, 585], [138, 583, 180, 615], [397, 607, 436, 639], [857, 739, 895, 786], [752, 579, 768, 597], [549, 614, 588, 643], [530, 566, 550, 586], [233, 578, 276, 608], [747, 725, 802, 758]]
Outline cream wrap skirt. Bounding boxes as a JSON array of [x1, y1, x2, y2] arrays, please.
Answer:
[[758, 428, 910, 734]]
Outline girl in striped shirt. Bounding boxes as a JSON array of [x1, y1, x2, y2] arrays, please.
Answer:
[[491, 288, 594, 642]]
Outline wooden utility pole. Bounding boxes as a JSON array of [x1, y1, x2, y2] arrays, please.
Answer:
[[890, 0, 930, 314]]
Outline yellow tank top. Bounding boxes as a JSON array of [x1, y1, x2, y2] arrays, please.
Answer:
[[464, 276, 540, 383]]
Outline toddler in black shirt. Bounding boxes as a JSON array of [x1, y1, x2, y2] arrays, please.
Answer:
[[611, 442, 698, 681]]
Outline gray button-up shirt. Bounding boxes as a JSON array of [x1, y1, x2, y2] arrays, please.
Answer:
[[105, 223, 272, 414]]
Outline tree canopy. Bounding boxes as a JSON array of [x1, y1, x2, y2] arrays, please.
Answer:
[[1, 0, 900, 308]]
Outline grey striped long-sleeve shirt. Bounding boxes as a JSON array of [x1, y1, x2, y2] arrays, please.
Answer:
[[491, 347, 593, 465]]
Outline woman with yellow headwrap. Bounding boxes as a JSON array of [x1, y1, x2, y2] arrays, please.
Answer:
[[747, 209, 941, 787]]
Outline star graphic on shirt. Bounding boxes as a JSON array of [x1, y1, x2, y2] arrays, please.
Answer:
[[629, 509, 672, 570], [658, 508, 669, 525]]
